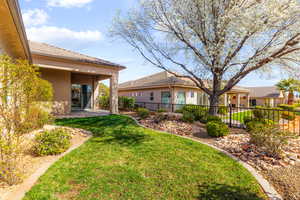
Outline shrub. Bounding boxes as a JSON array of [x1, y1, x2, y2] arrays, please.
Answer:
[[249, 124, 296, 157], [206, 121, 229, 137], [206, 115, 222, 123], [99, 96, 110, 109], [157, 108, 167, 113], [33, 128, 72, 156], [253, 106, 281, 121], [175, 109, 183, 113], [281, 111, 296, 120], [154, 113, 168, 123], [243, 116, 253, 125], [245, 118, 274, 132], [218, 105, 228, 115], [181, 111, 195, 123], [137, 108, 150, 119], [278, 104, 295, 111], [0, 55, 53, 185], [119, 96, 135, 110], [182, 105, 208, 121]]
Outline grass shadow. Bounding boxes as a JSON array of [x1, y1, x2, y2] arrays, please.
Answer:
[[197, 183, 264, 200], [92, 127, 151, 146]]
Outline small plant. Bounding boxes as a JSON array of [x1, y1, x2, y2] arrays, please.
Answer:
[[157, 108, 167, 113], [281, 111, 296, 120], [253, 106, 281, 121], [119, 96, 135, 110], [99, 96, 110, 109], [33, 128, 72, 156], [137, 108, 150, 119], [249, 124, 296, 157], [206, 115, 222, 123], [182, 105, 208, 121], [154, 113, 168, 123], [181, 111, 195, 123], [206, 121, 229, 137], [245, 118, 274, 132], [278, 104, 295, 111], [218, 105, 228, 115], [174, 109, 183, 113]]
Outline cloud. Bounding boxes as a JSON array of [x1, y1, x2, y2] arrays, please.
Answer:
[[22, 9, 49, 27], [47, 0, 94, 8], [26, 26, 102, 44]]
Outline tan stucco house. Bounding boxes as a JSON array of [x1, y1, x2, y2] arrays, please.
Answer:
[[0, 0, 125, 114], [119, 71, 250, 110], [247, 86, 285, 107]]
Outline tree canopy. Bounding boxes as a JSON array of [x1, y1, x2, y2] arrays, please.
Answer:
[[111, 0, 300, 113]]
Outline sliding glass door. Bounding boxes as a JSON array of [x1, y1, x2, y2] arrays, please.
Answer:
[[71, 84, 92, 110]]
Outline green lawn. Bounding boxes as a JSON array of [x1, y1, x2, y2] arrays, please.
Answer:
[[24, 115, 266, 200], [231, 110, 253, 123]]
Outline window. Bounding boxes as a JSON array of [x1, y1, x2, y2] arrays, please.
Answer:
[[139, 92, 142, 96], [190, 91, 194, 98], [150, 92, 154, 101]]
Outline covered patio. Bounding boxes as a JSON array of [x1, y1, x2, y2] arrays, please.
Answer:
[[29, 41, 125, 115]]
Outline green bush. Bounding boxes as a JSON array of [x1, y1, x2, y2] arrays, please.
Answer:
[[154, 113, 168, 123], [278, 104, 295, 111], [249, 124, 296, 157], [99, 96, 110, 109], [206, 121, 229, 137], [119, 96, 135, 110], [157, 108, 167, 113], [253, 106, 281, 121], [218, 105, 228, 115], [245, 118, 274, 132], [181, 111, 195, 123], [281, 111, 296, 120], [174, 109, 183, 113], [33, 128, 72, 156], [137, 108, 150, 119], [182, 105, 208, 121], [243, 116, 253, 125], [206, 115, 222, 123]]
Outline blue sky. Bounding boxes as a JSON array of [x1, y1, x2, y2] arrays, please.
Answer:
[[19, 0, 282, 86]]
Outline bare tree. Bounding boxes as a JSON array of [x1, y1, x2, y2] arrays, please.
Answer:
[[110, 0, 300, 114]]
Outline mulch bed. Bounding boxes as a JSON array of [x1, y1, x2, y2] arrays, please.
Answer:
[[127, 112, 300, 200]]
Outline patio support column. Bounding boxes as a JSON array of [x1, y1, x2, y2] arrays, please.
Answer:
[[110, 72, 119, 114], [237, 93, 241, 108], [246, 94, 250, 107], [93, 78, 100, 110], [224, 93, 228, 106]]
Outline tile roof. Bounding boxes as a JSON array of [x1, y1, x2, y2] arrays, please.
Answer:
[[246, 86, 280, 98], [29, 41, 125, 69], [119, 71, 249, 92]]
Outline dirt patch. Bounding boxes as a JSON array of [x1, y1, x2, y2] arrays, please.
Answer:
[[56, 180, 87, 200], [0, 125, 91, 200]]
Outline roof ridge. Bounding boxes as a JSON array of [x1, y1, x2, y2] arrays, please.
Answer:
[[30, 40, 100, 60], [28, 40, 125, 68]]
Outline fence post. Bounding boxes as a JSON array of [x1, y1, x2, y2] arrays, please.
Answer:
[[229, 105, 232, 128], [172, 104, 174, 112], [143, 102, 146, 108]]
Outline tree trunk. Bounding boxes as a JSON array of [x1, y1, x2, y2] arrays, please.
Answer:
[[209, 93, 220, 115], [208, 74, 222, 116]]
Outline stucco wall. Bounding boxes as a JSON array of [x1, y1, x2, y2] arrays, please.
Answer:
[[40, 68, 71, 114], [119, 88, 172, 103]]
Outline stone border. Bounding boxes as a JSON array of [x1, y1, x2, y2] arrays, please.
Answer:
[[2, 131, 92, 200], [126, 115, 282, 200]]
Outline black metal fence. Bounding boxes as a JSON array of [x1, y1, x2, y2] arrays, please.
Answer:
[[135, 102, 300, 135]]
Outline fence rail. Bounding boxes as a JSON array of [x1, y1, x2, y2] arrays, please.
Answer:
[[135, 102, 300, 135]]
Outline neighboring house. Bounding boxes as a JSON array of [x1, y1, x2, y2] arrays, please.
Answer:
[[0, 0, 125, 114], [119, 71, 250, 110], [247, 86, 285, 107]]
